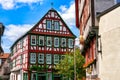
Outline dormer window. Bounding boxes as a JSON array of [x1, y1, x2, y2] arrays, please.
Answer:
[[46, 20, 52, 30], [54, 21, 59, 30]]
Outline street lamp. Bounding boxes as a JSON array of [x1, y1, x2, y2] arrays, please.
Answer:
[[74, 45, 76, 80], [74, 38, 80, 80]]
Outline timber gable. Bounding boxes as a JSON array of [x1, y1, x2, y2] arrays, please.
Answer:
[[29, 9, 76, 38]]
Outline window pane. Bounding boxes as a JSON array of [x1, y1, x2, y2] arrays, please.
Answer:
[[54, 21, 59, 30], [30, 53, 36, 64], [47, 37, 52, 47], [61, 38, 66, 47], [46, 20, 51, 30], [54, 54, 59, 64], [31, 73, 37, 80], [23, 73, 28, 80], [39, 36, 44, 46], [46, 54, 51, 64], [31, 35, 36, 45], [68, 39, 74, 48], [54, 37, 59, 47], [38, 54, 44, 64]]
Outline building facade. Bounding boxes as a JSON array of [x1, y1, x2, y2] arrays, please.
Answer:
[[75, 0, 116, 80], [97, 3, 120, 80], [10, 8, 76, 80], [0, 23, 5, 54], [0, 53, 10, 80]]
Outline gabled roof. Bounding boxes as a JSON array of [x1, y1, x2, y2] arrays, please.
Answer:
[[97, 3, 120, 18], [29, 8, 76, 37], [11, 8, 76, 49], [0, 53, 10, 59]]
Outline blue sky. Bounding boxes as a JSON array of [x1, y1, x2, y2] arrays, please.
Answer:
[[0, 0, 79, 53], [0, 0, 120, 53]]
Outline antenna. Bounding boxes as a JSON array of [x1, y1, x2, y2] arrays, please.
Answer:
[[51, 2, 54, 9]]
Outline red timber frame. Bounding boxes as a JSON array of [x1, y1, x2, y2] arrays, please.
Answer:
[[84, 38, 96, 67], [10, 35, 29, 80], [26, 9, 76, 80], [10, 9, 76, 80], [75, 0, 92, 35]]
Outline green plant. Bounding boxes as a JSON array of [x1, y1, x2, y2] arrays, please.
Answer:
[[55, 47, 86, 80]]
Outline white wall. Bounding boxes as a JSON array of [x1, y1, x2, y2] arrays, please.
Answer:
[[98, 6, 120, 80]]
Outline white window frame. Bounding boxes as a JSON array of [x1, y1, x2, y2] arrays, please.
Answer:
[[61, 38, 66, 47], [54, 21, 59, 30], [68, 39, 74, 48], [31, 35, 36, 45], [0, 59, 1, 66], [39, 36, 44, 46], [30, 53, 36, 64], [46, 54, 52, 64], [46, 20, 52, 30], [38, 53, 44, 64], [47, 37, 52, 47], [54, 54, 59, 64], [54, 37, 59, 47]]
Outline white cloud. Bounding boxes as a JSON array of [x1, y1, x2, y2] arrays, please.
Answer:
[[16, 0, 43, 4], [2, 24, 33, 52], [59, 5, 67, 12], [0, 0, 43, 10], [0, 0, 14, 10], [59, 1, 75, 28], [4, 24, 33, 41]]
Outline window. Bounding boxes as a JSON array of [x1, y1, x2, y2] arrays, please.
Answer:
[[47, 37, 52, 47], [46, 20, 52, 30], [61, 55, 65, 60], [30, 53, 36, 64], [31, 73, 37, 80], [31, 35, 36, 45], [61, 38, 66, 47], [54, 21, 59, 30], [54, 54, 59, 64], [20, 40, 23, 49], [39, 36, 44, 46], [46, 54, 52, 64], [23, 73, 28, 80], [0, 59, 1, 66], [38, 53, 44, 64], [54, 37, 59, 47], [68, 39, 74, 48]]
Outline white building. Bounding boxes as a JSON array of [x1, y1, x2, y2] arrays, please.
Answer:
[[97, 3, 120, 80]]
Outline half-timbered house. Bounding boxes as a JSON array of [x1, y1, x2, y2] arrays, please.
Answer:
[[10, 8, 76, 80]]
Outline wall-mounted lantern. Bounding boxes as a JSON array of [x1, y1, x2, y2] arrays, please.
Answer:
[[79, 35, 84, 44]]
